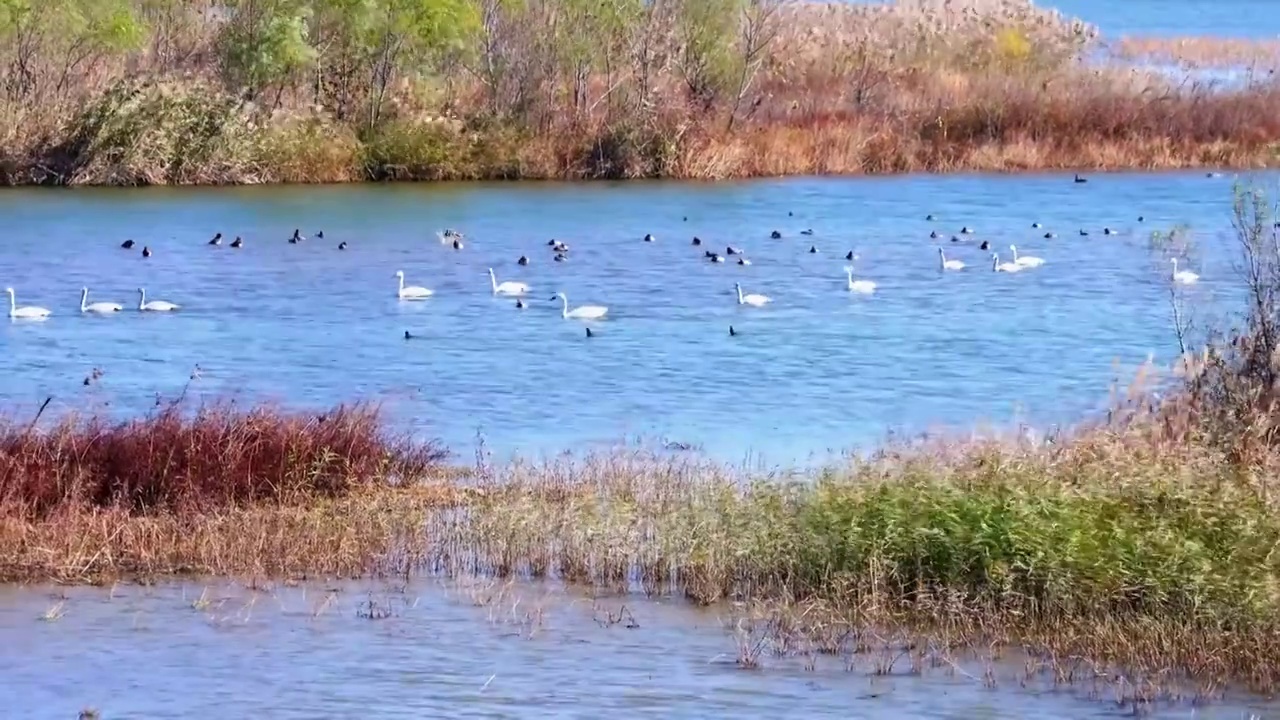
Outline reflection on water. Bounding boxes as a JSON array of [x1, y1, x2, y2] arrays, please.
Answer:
[[0, 171, 1264, 464], [0, 580, 1272, 719]]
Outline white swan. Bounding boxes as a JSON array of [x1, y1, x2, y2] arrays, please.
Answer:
[[843, 266, 877, 294], [489, 268, 528, 296], [938, 248, 965, 271], [1171, 258, 1200, 284], [395, 270, 434, 299], [1009, 244, 1045, 268], [80, 288, 122, 314], [6, 288, 49, 319], [992, 254, 1023, 273], [553, 292, 608, 320], [735, 282, 772, 307], [138, 288, 179, 312]]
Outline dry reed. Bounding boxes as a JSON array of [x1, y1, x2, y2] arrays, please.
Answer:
[[1, 0, 1278, 183]]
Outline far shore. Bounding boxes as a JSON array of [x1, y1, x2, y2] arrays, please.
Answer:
[[2, 1, 1279, 186]]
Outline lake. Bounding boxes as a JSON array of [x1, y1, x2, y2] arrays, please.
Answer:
[[0, 171, 1261, 463], [1, 581, 1274, 720]]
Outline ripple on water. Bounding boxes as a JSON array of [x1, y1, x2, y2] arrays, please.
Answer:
[[0, 171, 1260, 463]]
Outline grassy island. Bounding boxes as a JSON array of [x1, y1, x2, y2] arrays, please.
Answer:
[[0, 0, 1278, 185]]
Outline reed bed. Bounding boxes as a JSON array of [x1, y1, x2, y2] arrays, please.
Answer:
[[0, 0, 1277, 183]]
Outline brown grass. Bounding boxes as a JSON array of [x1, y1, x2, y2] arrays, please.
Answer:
[[1, 0, 1279, 183], [0, 400, 447, 519]]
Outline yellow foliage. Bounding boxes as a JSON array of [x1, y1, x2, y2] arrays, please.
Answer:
[[995, 27, 1032, 65]]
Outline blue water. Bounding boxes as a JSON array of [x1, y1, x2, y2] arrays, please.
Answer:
[[0, 172, 1260, 463]]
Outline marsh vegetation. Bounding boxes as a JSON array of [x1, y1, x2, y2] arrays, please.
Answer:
[[1, 0, 1278, 184]]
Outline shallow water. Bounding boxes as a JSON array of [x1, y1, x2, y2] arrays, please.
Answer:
[[0, 171, 1268, 463], [0, 581, 1273, 719]]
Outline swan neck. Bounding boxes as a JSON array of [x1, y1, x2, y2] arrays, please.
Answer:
[[560, 294, 569, 318], [489, 269, 498, 292], [80, 289, 87, 311]]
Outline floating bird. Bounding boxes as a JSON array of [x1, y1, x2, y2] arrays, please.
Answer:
[[552, 292, 608, 320], [726, 246, 742, 255], [1172, 258, 1200, 284], [644, 233, 655, 242], [737, 258, 752, 266], [80, 288, 121, 314], [585, 327, 594, 338], [926, 214, 936, 221], [1031, 222, 1042, 229], [938, 248, 964, 271], [404, 330, 414, 340], [395, 270, 433, 299], [208, 233, 222, 246], [1010, 245, 1045, 268], [801, 229, 814, 236], [338, 241, 348, 250], [735, 283, 771, 307], [452, 239, 464, 250], [120, 239, 135, 249], [770, 230, 782, 239], [1079, 229, 1089, 236], [1074, 174, 1088, 183], [1138, 216, 1145, 222], [137, 288, 179, 312], [808, 245, 818, 254], [1103, 227, 1116, 235], [230, 236, 243, 248], [691, 237, 702, 246], [1044, 232, 1055, 239], [488, 268, 529, 296], [289, 229, 303, 243], [992, 254, 1023, 273], [6, 288, 49, 319], [960, 226, 974, 234], [845, 251, 855, 260], [729, 325, 738, 336], [518, 255, 530, 265], [554, 253, 567, 262], [516, 299, 526, 309], [844, 266, 877, 294], [930, 231, 940, 239], [708, 253, 725, 263], [316, 231, 325, 240], [141, 246, 152, 257]]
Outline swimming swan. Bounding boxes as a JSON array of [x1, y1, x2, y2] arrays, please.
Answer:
[[1171, 258, 1200, 284], [395, 270, 434, 299], [6, 288, 49, 319], [735, 282, 772, 307], [552, 292, 608, 320], [938, 248, 965, 271], [992, 254, 1023, 273], [488, 268, 529, 296], [138, 288, 179, 312], [1009, 245, 1045, 268], [844, 266, 877, 294], [80, 288, 122, 313]]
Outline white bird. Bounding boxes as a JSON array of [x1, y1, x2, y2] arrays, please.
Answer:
[[6, 288, 49, 319], [1009, 244, 1045, 268], [138, 288, 179, 312], [735, 282, 772, 306], [844, 266, 877, 294], [992, 254, 1023, 273], [80, 288, 122, 314], [395, 270, 434, 299], [488, 268, 528, 296], [552, 292, 608, 320], [1171, 258, 1200, 284], [938, 248, 965, 271]]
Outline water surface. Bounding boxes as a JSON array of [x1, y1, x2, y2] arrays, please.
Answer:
[[0, 581, 1272, 719], [0, 172, 1264, 463]]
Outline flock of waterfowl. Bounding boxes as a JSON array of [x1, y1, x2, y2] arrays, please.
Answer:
[[5, 190, 1206, 328]]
